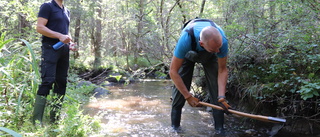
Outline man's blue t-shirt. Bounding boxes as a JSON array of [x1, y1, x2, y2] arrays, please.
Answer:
[[174, 21, 228, 59], [38, 0, 70, 43]]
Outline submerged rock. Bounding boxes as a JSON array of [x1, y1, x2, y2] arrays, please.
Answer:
[[93, 87, 110, 98], [77, 81, 109, 98]]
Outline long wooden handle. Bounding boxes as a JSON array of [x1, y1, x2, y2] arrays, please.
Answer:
[[199, 102, 286, 123]]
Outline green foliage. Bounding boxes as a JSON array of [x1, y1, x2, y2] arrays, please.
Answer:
[[0, 39, 102, 136], [0, 127, 22, 137], [297, 81, 320, 100], [0, 32, 14, 50], [129, 56, 151, 68], [155, 71, 167, 79], [68, 73, 97, 97], [58, 99, 101, 137], [230, 43, 320, 100], [109, 74, 122, 82], [225, 0, 320, 101]]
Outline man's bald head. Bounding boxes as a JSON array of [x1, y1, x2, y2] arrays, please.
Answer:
[[199, 26, 222, 53]]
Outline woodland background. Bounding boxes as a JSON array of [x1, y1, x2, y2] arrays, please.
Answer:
[[0, 0, 319, 136]]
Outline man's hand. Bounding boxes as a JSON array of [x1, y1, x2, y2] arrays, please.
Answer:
[[59, 35, 72, 44], [186, 96, 200, 107], [218, 97, 231, 113], [69, 42, 78, 51]]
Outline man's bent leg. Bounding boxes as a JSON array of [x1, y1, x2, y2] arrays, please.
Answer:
[[171, 59, 195, 130], [171, 88, 184, 130], [202, 54, 225, 134], [212, 109, 225, 134]]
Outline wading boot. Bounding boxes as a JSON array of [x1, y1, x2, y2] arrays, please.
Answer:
[[171, 109, 183, 133], [212, 109, 225, 135], [50, 94, 64, 124], [32, 95, 47, 126]]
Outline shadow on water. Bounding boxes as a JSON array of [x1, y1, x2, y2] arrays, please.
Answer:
[[84, 80, 319, 137]]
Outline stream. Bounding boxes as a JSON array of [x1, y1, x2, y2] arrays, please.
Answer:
[[83, 80, 316, 137]]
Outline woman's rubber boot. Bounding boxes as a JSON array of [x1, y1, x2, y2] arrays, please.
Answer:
[[212, 109, 225, 135], [50, 94, 64, 124], [32, 95, 47, 126]]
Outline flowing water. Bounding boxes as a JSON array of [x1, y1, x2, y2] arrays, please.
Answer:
[[84, 80, 317, 137]]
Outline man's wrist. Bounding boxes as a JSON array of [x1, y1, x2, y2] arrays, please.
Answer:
[[217, 96, 226, 99], [185, 94, 192, 100]]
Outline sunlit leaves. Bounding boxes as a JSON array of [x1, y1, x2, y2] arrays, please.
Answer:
[[298, 81, 320, 100]]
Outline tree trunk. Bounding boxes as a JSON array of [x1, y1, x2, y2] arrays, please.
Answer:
[[18, 13, 29, 37], [132, 0, 146, 67], [199, 0, 206, 18], [18, 0, 29, 38], [93, 4, 102, 69], [73, 0, 81, 59], [176, 0, 187, 23]]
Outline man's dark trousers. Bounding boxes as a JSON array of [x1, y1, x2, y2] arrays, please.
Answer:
[[37, 42, 70, 96], [171, 51, 225, 131], [33, 43, 69, 125]]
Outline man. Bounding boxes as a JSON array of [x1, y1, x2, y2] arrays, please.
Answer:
[[32, 0, 74, 125], [169, 18, 230, 135]]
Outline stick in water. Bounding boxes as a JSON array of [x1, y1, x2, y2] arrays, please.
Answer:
[[199, 102, 286, 123]]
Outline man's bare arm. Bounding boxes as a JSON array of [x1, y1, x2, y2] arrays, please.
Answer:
[[36, 17, 71, 43], [217, 56, 228, 97], [169, 56, 193, 99]]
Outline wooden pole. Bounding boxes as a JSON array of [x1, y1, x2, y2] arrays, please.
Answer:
[[199, 102, 286, 123]]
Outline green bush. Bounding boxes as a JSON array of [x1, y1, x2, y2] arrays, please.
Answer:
[[0, 39, 102, 136]]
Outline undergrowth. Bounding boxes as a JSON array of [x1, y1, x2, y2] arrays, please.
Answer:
[[0, 38, 103, 137]]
